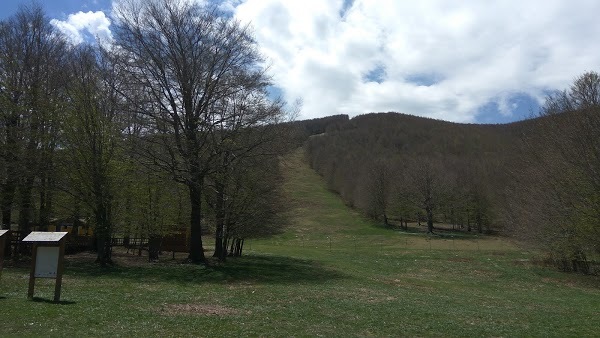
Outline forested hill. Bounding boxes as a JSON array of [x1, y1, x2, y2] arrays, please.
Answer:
[[297, 105, 600, 274], [310, 112, 530, 157], [303, 112, 528, 214]]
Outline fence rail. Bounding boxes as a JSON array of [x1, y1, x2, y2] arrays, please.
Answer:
[[3, 231, 189, 257]]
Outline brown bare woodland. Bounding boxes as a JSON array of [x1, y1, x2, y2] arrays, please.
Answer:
[[306, 74, 600, 273], [508, 72, 600, 273]]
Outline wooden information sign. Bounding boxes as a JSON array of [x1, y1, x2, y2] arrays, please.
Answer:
[[22, 232, 68, 302], [0, 230, 8, 277]]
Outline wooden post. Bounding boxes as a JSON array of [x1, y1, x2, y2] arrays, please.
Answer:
[[54, 240, 66, 302], [28, 243, 38, 299], [0, 230, 8, 277]]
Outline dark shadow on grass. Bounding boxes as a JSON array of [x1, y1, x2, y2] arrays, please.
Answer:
[[66, 254, 346, 285], [31, 297, 76, 305]]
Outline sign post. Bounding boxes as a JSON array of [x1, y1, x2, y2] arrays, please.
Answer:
[[22, 232, 68, 302], [0, 230, 8, 277]]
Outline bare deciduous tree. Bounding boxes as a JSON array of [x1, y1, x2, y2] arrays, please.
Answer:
[[406, 158, 452, 234], [62, 46, 123, 265], [113, 0, 274, 263], [207, 86, 287, 261], [365, 159, 392, 226], [510, 70, 600, 273], [570, 71, 600, 108], [0, 4, 67, 233]]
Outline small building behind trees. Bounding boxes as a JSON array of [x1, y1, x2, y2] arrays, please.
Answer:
[[48, 217, 92, 236]]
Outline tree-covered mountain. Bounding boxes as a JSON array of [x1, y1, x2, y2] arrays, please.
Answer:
[[300, 73, 600, 273]]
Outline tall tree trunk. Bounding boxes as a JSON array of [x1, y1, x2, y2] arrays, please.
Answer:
[[213, 152, 230, 261], [213, 180, 226, 261], [95, 235, 111, 264], [467, 210, 471, 232], [94, 201, 112, 265], [476, 210, 483, 234], [229, 237, 235, 256], [232, 238, 240, 256], [235, 238, 244, 257], [1, 179, 15, 257], [94, 173, 113, 265], [1, 183, 15, 230], [426, 206, 434, 233], [148, 235, 161, 261], [38, 175, 52, 231], [18, 177, 35, 233], [2, 115, 19, 232], [38, 134, 56, 232], [188, 180, 205, 264]]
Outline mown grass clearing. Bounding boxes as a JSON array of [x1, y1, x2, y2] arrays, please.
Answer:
[[0, 148, 598, 337]]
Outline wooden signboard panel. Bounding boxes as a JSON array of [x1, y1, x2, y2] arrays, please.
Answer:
[[22, 232, 68, 302], [34, 247, 60, 278]]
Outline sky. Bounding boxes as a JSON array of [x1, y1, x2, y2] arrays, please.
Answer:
[[2, 0, 600, 124]]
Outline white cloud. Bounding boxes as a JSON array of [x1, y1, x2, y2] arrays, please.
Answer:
[[50, 1, 600, 122], [51, 11, 112, 45], [233, 0, 600, 122], [219, 0, 244, 13]]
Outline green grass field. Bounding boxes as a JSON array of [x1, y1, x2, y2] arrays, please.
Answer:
[[0, 149, 598, 337]]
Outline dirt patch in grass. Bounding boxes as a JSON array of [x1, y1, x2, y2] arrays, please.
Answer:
[[63, 250, 152, 268], [160, 303, 240, 316], [63, 248, 198, 268]]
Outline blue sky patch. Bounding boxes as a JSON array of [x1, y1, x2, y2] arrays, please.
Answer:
[[0, 0, 111, 20], [476, 93, 541, 124], [339, 0, 355, 18], [405, 73, 443, 87], [363, 65, 386, 84]]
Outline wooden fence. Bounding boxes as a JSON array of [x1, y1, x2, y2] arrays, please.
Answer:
[[4, 231, 189, 257]]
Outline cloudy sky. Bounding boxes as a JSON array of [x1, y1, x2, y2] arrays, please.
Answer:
[[2, 0, 600, 123]]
